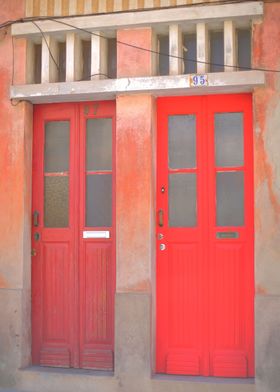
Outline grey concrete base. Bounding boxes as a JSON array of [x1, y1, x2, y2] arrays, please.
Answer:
[[15, 367, 255, 392], [6, 291, 256, 392], [255, 295, 280, 392], [16, 367, 117, 392], [115, 292, 152, 386], [0, 289, 31, 389]]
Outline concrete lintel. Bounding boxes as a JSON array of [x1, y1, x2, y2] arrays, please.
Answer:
[[12, 2, 263, 38], [10, 71, 265, 104]]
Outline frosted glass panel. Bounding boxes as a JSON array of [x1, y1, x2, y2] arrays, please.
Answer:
[[215, 113, 244, 167], [86, 119, 112, 171], [216, 171, 244, 226], [183, 33, 197, 74], [168, 115, 196, 169], [44, 121, 70, 173], [169, 173, 197, 227], [210, 31, 224, 72], [44, 176, 69, 227], [86, 174, 112, 227]]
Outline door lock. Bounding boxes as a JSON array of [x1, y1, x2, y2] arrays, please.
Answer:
[[33, 210, 39, 227], [31, 248, 37, 257]]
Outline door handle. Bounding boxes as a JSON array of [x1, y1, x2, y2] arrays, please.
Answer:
[[158, 209, 164, 227], [33, 210, 39, 227]]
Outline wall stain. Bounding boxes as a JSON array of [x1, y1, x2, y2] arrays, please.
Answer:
[[0, 274, 8, 289], [253, 4, 280, 223], [256, 284, 267, 295]]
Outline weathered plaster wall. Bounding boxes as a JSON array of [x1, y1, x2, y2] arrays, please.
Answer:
[[0, 1, 33, 387], [117, 28, 156, 78], [1, 1, 280, 392], [253, 3, 280, 392]]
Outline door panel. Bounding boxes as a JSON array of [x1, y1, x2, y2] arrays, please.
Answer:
[[32, 104, 77, 368], [32, 101, 115, 370], [156, 94, 254, 377], [79, 103, 115, 370], [157, 96, 206, 375]]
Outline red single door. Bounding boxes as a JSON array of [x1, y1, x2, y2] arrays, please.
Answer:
[[32, 101, 115, 370], [156, 94, 254, 377]]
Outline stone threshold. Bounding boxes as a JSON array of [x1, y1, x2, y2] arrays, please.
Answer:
[[19, 365, 114, 377], [153, 373, 255, 384]]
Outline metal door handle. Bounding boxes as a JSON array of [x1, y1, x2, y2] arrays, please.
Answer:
[[158, 209, 164, 227], [33, 211, 39, 227]]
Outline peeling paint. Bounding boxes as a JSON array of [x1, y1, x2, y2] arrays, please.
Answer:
[[256, 284, 267, 295]]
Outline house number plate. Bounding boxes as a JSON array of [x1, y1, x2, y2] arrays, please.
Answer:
[[190, 74, 208, 87]]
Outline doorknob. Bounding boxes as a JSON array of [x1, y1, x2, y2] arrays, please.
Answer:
[[158, 209, 164, 227], [159, 244, 166, 251], [33, 210, 39, 227]]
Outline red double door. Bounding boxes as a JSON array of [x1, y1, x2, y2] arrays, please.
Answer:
[[32, 101, 115, 369], [156, 94, 254, 377]]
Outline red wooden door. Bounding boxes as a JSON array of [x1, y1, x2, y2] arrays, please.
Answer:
[[156, 94, 254, 377], [32, 101, 115, 370]]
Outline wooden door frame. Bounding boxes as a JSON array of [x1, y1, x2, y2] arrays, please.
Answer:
[[155, 93, 254, 377], [32, 101, 116, 369]]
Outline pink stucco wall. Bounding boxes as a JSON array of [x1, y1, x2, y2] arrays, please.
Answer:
[[253, 2, 280, 296], [0, 2, 31, 290]]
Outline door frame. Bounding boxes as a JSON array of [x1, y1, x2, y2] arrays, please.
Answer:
[[31, 101, 116, 369], [155, 94, 254, 377]]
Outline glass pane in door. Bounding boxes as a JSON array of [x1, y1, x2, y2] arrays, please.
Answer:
[[86, 174, 112, 227], [216, 171, 244, 226], [169, 173, 197, 227], [168, 115, 196, 169], [215, 113, 244, 167], [86, 118, 113, 227], [44, 121, 70, 227], [44, 121, 70, 173], [86, 119, 112, 171], [44, 177, 69, 227]]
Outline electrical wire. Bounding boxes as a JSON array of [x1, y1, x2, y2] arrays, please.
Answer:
[[50, 17, 280, 74], [32, 21, 60, 70], [78, 73, 112, 81], [10, 35, 24, 105], [2, 0, 280, 76], [1, 0, 280, 30]]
